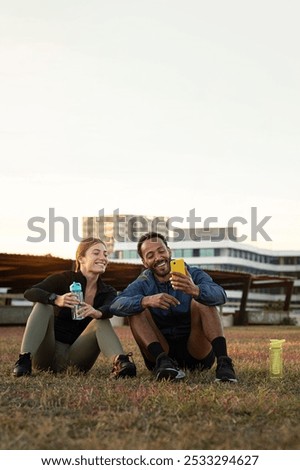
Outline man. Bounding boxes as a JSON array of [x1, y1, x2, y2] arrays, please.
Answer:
[[110, 232, 237, 382]]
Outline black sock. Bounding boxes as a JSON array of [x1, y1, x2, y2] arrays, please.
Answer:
[[211, 337, 228, 358], [147, 342, 164, 360]]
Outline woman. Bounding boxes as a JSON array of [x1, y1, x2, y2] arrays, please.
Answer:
[[13, 237, 136, 378]]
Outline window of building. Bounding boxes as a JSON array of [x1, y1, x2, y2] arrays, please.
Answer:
[[127, 250, 138, 259], [200, 248, 214, 257], [121, 250, 138, 259], [111, 251, 123, 260], [183, 249, 193, 257], [173, 249, 183, 257]]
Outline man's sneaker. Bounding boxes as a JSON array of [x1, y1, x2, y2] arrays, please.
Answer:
[[111, 353, 137, 379], [13, 353, 32, 377], [215, 355, 237, 382], [154, 352, 185, 381]]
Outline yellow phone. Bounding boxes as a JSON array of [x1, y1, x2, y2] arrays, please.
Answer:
[[170, 258, 186, 275]]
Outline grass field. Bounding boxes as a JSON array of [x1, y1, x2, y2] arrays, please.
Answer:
[[0, 325, 299, 450]]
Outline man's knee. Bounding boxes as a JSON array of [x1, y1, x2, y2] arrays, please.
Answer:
[[129, 309, 151, 322], [191, 300, 219, 316], [128, 310, 154, 332]]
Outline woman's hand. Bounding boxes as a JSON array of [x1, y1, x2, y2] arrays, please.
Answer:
[[76, 302, 103, 319], [53, 295, 102, 318], [55, 293, 80, 308]]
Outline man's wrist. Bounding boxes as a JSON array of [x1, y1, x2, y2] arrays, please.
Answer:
[[192, 286, 200, 299], [141, 296, 149, 309]]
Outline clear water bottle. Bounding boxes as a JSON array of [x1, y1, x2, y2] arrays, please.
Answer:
[[70, 282, 84, 320], [269, 339, 285, 379]]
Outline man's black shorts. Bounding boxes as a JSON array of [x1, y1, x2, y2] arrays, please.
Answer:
[[143, 334, 215, 371]]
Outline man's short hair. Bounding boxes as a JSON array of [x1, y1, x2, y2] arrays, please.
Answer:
[[137, 232, 169, 258]]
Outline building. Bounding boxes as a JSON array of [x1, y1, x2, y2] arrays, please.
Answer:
[[82, 213, 169, 254], [83, 215, 300, 319]]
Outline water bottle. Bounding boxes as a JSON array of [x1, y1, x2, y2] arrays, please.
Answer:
[[70, 282, 84, 320], [269, 339, 285, 379]]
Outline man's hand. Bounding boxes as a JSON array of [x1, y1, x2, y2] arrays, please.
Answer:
[[170, 272, 200, 298], [141, 293, 180, 310]]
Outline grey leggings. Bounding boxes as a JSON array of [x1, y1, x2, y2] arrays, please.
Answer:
[[21, 303, 124, 372]]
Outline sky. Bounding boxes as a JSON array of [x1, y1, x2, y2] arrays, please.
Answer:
[[1, 0, 300, 259]]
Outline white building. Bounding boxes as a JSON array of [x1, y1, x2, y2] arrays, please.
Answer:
[[83, 216, 300, 321]]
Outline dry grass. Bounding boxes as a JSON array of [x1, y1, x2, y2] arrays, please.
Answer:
[[1, 325, 300, 450]]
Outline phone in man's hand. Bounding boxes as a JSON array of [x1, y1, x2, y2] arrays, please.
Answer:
[[170, 258, 186, 275]]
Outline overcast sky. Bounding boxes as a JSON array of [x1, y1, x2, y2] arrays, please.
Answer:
[[1, 0, 299, 258]]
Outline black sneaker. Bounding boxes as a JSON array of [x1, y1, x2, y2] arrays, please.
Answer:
[[154, 352, 185, 381], [111, 353, 137, 379], [215, 356, 237, 382], [13, 353, 32, 377]]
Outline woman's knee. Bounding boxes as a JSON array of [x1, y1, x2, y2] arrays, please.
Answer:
[[31, 302, 54, 318], [87, 318, 114, 334]]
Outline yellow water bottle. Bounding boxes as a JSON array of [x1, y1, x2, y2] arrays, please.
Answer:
[[269, 339, 285, 379]]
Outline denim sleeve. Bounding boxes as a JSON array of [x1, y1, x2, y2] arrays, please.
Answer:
[[188, 266, 227, 306], [109, 281, 146, 317]]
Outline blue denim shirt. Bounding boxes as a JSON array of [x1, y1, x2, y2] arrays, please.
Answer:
[[110, 265, 227, 337]]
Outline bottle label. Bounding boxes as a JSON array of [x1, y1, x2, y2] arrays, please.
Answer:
[[70, 283, 84, 320], [269, 341, 284, 379]]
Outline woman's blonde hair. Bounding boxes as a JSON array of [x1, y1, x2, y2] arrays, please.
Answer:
[[75, 237, 107, 272]]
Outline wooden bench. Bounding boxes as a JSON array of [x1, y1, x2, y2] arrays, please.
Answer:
[[0, 293, 123, 327], [0, 293, 32, 325], [0, 293, 27, 305]]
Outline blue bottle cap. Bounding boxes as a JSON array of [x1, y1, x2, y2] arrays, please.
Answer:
[[70, 282, 82, 292]]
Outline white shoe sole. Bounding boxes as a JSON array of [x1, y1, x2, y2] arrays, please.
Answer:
[[215, 377, 238, 383], [155, 367, 185, 381]]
